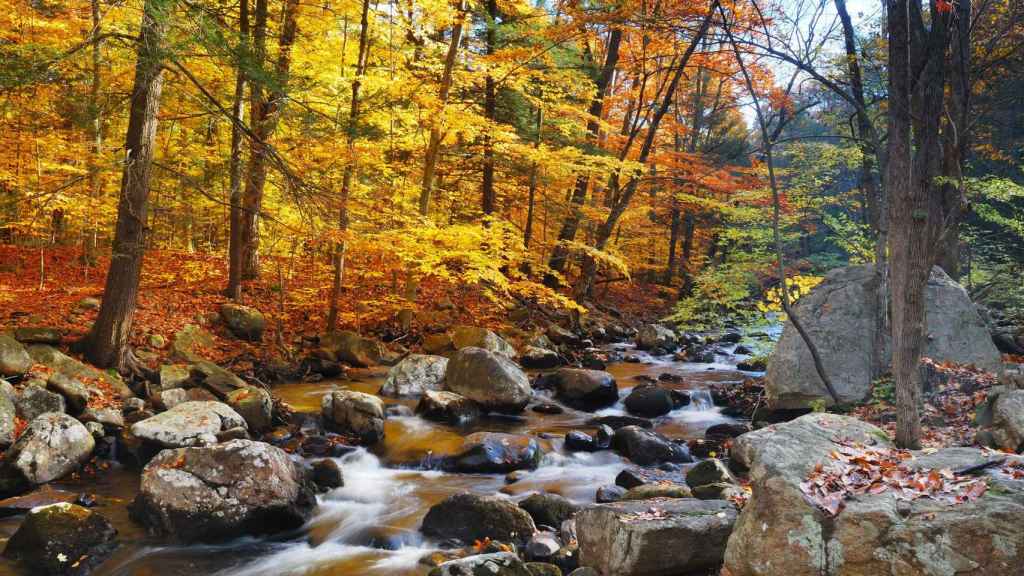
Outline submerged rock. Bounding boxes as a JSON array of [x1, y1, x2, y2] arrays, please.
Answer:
[[519, 493, 578, 529], [724, 413, 1024, 576], [576, 498, 736, 576], [321, 390, 385, 444], [131, 439, 315, 542], [445, 432, 543, 474], [551, 368, 618, 411], [444, 347, 532, 413], [421, 493, 536, 545], [3, 503, 117, 575], [416, 390, 480, 424], [611, 426, 691, 466], [379, 354, 448, 398], [131, 401, 247, 449], [623, 385, 674, 418], [766, 265, 1002, 409]]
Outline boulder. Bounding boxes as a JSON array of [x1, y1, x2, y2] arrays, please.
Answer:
[[416, 390, 480, 424], [219, 303, 266, 341], [321, 330, 384, 367], [321, 390, 385, 444], [636, 324, 676, 351], [3, 503, 117, 575], [226, 386, 273, 432], [379, 354, 448, 398], [131, 439, 315, 542], [169, 324, 214, 363], [311, 458, 344, 491], [551, 368, 618, 411], [190, 360, 247, 398], [445, 347, 532, 413], [158, 364, 191, 391], [623, 385, 674, 418], [13, 327, 62, 344], [423, 333, 454, 355], [766, 265, 1002, 409], [0, 335, 31, 376], [451, 326, 517, 358], [155, 388, 188, 411], [27, 345, 133, 399], [421, 493, 536, 544], [576, 498, 737, 576], [685, 458, 736, 488], [620, 483, 692, 500], [15, 384, 65, 422], [520, 346, 561, 369], [595, 485, 626, 503], [979, 388, 1024, 452], [0, 486, 80, 518], [79, 407, 124, 429], [692, 482, 743, 501], [526, 561, 563, 576], [0, 392, 16, 448], [45, 373, 90, 413], [520, 493, 578, 529], [611, 426, 691, 466], [445, 432, 543, 474], [428, 553, 532, 576], [0, 413, 94, 492], [723, 413, 1024, 576], [131, 401, 248, 449], [547, 324, 581, 346]]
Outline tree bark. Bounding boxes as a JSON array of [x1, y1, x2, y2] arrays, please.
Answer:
[[524, 104, 542, 247], [240, 0, 299, 279], [543, 27, 622, 287], [481, 0, 498, 216], [83, 0, 167, 370], [85, 0, 104, 264], [226, 0, 249, 300], [327, 0, 371, 331], [418, 0, 466, 216]]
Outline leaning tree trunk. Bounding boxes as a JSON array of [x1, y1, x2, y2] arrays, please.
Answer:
[[83, 0, 167, 370], [327, 0, 371, 331], [226, 0, 249, 300]]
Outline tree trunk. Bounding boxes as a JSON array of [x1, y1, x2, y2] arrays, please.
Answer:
[[524, 104, 542, 247], [226, 0, 250, 300], [680, 212, 695, 293], [240, 0, 299, 279], [85, 0, 104, 264], [665, 205, 680, 284], [481, 0, 497, 216], [544, 27, 622, 287], [327, 0, 371, 331], [418, 0, 466, 216], [83, 0, 167, 370]]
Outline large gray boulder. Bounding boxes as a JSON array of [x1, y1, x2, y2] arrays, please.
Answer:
[[219, 303, 266, 341], [321, 330, 385, 367], [0, 335, 31, 376], [421, 493, 536, 544], [445, 347, 532, 413], [576, 498, 737, 576], [979, 388, 1024, 452], [27, 345, 134, 400], [130, 401, 247, 448], [723, 413, 1024, 576], [0, 413, 94, 492], [321, 390, 385, 444], [766, 265, 1002, 409], [551, 368, 619, 411], [379, 354, 448, 398], [131, 439, 315, 542]]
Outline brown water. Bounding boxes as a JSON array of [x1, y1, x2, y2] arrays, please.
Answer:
[[0, 346, 753, 576]]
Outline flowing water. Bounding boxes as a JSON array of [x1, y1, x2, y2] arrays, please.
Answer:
[[0, 343, 760, 576]]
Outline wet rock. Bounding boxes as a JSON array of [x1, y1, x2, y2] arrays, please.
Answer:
[[567, 569, 599, 576], [219, 303, 265, 341], [614, 469, 648, 490], [623, 385, 674, 418], [526, 532, 562, 561], [767, 265, 1001, 409], [13, 327, 62, 345], [595, 485, 625, 503], [563, 431, 595, 452], [321, 330, 385, 367], [0, 486, 80, 518], [16, 384, 65, 422], [321, 390, 385, 444], [635, 324, 676, 351], [386, 404, 414, 418], [416, 390, 480, 424], [85, 421, 105, 440], [131, 401, 247, 449], [526, 562, 563, 576], [225, 386, 273, 433], [586, 415, 652, 430], [723, 413, 1024, 576], [131, 439, 315, 542], [170, 324, 214, 363], [428, 553, 532, 576], [311, 458, 344, 491], [3, 503, 117, 575], [611, 426, 692, 466], [0, 413, 94, 492], [551, 368, 618, 411], [704, 422, 750, 440], [531, 403, 564, 415], [445, 432, 543, 474], [547, 324, 581, 347], [380, 354, 448, 398], [520, 493, 578, 529], [421, 493, 536, 544], [520, 346, 561, 369], [451, 326, 516, 358], [0, 335, 31, 376], [576, 499, 736, 576], [736, 358, 767, 372], [621, 483, 692, 500], [691, 482, 742, 501], [685, 458, 736, 488], [444, 347, 532, 413]]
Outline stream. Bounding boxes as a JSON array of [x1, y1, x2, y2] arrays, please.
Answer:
[[0, 342, 763, 576]]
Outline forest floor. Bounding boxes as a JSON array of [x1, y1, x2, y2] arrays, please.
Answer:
[[0, 244, 674, 368]]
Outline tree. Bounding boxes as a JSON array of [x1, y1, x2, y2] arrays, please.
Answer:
[[82, 0, 169, 370], [227, 0, 250, 300]]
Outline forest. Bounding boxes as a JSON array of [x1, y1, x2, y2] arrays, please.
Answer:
[[0, 0, 1023, 574]]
